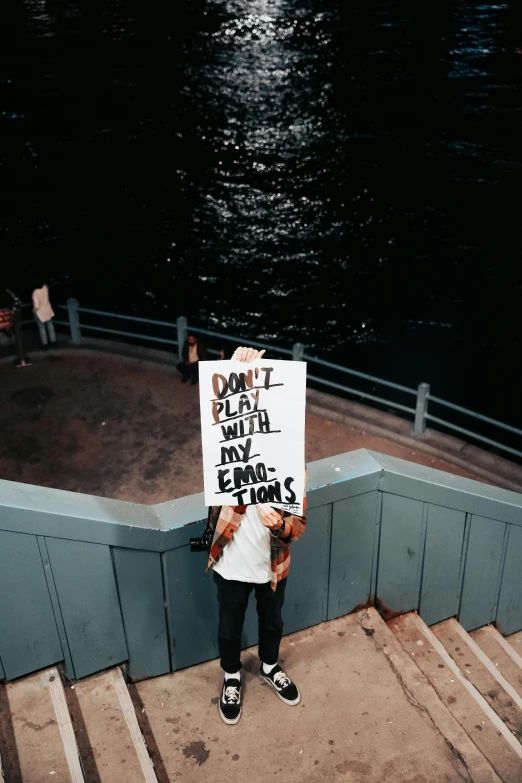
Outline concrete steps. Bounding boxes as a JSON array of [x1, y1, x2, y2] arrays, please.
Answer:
[[388, 612, 522, 783], [0, 611, 521, 782], [68, 668, 157, 783], [469, 625, 522, 699], [0, 667, 83, 783], [0, 667, 157, 783]]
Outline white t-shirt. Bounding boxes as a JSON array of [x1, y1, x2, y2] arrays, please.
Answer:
[[213, 505, 272, 583]]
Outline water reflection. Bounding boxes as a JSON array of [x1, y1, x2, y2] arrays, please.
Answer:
[[446, 1, 508, 78], [4, 0, 522, 397]]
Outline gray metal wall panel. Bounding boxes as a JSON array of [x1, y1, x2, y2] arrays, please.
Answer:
[[45, 538, 128, 678], [459, 515, 506, 631], [283, 503, 332, 634], [375, 456, 522, 527], [419, 505, 466, 626], [376, 494, 424, 616], [113, 548, 170, 680], [164, 548, 218, 671], [496, 524, 522, 635], [306, 473, 381, 510], [328, 492, 379, 620], [0, 530, 63, 680]]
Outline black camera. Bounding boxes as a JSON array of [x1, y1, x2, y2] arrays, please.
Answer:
[[190, 508, 214, 553]]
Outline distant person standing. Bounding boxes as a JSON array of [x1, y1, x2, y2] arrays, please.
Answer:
[[177, 334, 208, 385], [32, 280, 56, 349]]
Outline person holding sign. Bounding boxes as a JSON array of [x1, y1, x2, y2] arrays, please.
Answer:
[[203, 345, 307, 726]]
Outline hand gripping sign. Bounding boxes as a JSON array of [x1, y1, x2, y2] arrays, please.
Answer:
[[199, 358, 306, 514]]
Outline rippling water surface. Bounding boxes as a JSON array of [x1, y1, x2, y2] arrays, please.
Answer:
[[2, 0, 522, 421]]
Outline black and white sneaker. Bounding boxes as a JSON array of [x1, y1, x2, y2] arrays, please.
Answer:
[[261, 665, 301, 705], [219, 678, 242, 725]]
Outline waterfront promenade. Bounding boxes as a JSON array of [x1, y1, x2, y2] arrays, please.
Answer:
[[1, 340, 521, 502]]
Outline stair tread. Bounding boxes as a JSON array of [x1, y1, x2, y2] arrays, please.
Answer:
[[72, 668, 152, 783], [506, 632, 522, 656], [470, 626, 522, 698], [5, 667, 76, 783], [135, 611, 492, 783], [432, 618, 522, 742], [388, 612, 522, 783]]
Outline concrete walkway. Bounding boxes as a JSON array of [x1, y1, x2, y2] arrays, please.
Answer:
[[134, 613, 480, 783], [1, 346, 517, 504], [5, 608, 514, 783]]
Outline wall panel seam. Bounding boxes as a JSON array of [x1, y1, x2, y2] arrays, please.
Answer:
[[494, 523, 511, 625], [109, 547, 131, 669], [160, 552, 174, 672], [37, 536, 75, 678]]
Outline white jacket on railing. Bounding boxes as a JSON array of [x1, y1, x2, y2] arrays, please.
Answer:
[[32, 285, 55, 323]]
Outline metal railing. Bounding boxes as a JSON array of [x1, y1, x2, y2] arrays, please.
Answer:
[[17, 299, 522, 461]]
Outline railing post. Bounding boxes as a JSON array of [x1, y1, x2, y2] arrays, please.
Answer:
[[414, 382, 430, 435], [67, 298, 82, 345], [177, 316, 187, 364], [292, 342, 305, 361]]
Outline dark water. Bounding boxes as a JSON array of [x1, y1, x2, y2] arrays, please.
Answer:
[[2, 0, 522, 429]]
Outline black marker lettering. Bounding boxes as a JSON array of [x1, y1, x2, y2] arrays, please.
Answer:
[[266, 482, 282, 503], [233, 464, 257, 489], [246, 413, 258, 434], [257, 485, 268, 502], [260, 367, 273, 389], [221, 422, 238, 440], [218, 469, 232, 492], [228, 372, 241, 394], [257, 410, 271, 433], [237, 438, 253, 462], [232, 488, 248, 504], [224, 398, 238, 418], [237, 393, 252, 416], [220, 445, 239, 464], [256, 462, 267, 482], [284, 477, 296, 503]]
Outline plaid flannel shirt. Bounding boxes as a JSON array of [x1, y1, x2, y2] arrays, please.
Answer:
[[205, 496, 307, 591]]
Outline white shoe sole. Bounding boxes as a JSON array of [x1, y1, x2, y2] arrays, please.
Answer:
[[219, 703, 242, 725], [261, 674, 301, 705]]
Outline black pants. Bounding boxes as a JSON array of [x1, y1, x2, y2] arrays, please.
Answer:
[[213, 571, 287, 674], [177, 361, 199, 383]]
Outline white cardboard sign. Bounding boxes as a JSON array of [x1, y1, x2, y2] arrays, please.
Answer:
[[199, 359, 306, 514]]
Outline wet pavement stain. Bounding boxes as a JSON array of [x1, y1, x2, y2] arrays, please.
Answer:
[[182, 740, 210, 766]]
